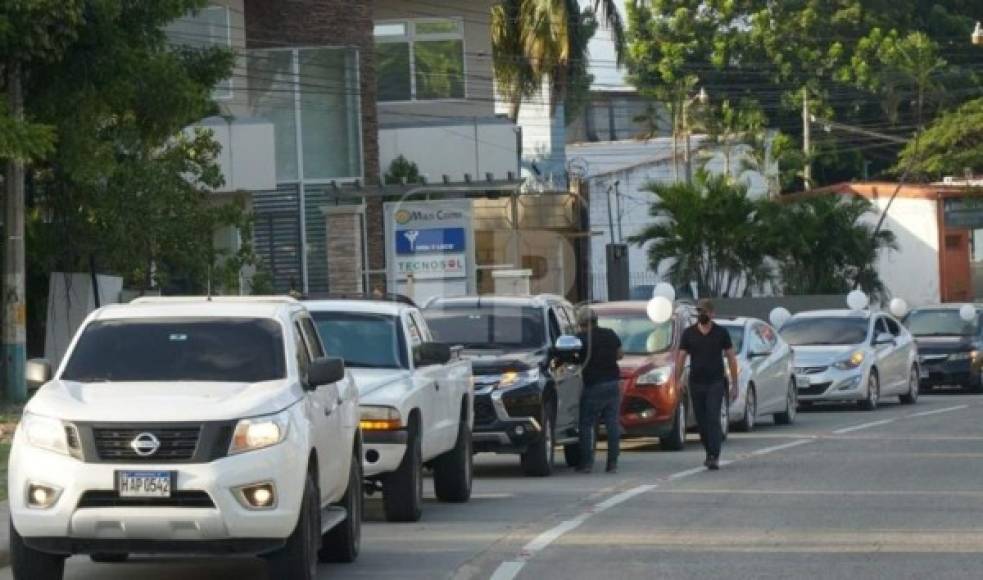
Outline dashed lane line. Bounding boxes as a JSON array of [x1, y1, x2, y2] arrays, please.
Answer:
[[907, 404, 969, 418], [832, 418, 896, 434]]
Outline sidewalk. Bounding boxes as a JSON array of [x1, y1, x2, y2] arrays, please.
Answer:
[[0, 501, 8, 567]]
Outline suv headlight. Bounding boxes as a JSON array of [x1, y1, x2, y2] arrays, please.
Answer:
[[636, 366, 672, 387], [21, 412, 79, 458], [833, 351, 866, 370], [498, 368, 540, 389], [949, 351, 979, 362], [229, 409, 290, 455]]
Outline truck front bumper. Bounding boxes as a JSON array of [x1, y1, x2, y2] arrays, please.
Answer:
[[472, 384, 544, 454]]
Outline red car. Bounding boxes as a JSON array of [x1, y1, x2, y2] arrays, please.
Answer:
[[591, 301, 696, 451]]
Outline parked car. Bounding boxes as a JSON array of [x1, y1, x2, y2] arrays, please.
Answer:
[[904, 304, 983, 392], [716, 318, 798, 431], [780, 309, 919, 410], [423, 295, 583, 476], [11, 297, 362, 580], [304, 298, 473, 522], [588, 301, 693, 450]]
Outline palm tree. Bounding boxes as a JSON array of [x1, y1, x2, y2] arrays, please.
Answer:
[[492, 0, 625, 121]]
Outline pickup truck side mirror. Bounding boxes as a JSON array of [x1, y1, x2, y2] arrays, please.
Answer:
[[552, 335, 583, 364], [874, 332, 895, 346], [26, 358, 52, 389], [309, 357, 346, 388], [416, 343, 451, 366]]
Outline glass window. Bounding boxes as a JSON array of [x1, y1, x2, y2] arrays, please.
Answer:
[[780, 317, 870, 346], [166, 5, 233, 99], [61, 318, 286, 383], [294, 321, 312, 384], [375, 19, 465, 102], [721, 325, 746, 353], [905, 309, 979, 337], [425, 306, 546, 350], [313, 312, 407, 369], [246, 50, 299, 181], [405, 314, 424, 347], [300, 317, 325, 358], [884, 317, 902, 336], [597, 314, 674, 355]]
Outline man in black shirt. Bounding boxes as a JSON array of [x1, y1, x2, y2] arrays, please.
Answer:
[[576, 307, 623, 473], [676, 299, 740, 470]]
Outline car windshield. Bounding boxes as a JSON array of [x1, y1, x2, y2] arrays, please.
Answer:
[[597, 314, 673, 354], [61, 318, 286, 383], [312, 312, 407, 369], [425, 305, 545, 350], [780, 317, 869, 346], [720, 324, 745, 353], [905, 309, 979, 337]]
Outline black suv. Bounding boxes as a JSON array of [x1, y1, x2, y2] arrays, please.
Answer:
[[423, 295, 583, 476]]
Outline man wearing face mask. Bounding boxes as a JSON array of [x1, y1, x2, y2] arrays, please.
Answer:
[[676, 299, 739, 470]]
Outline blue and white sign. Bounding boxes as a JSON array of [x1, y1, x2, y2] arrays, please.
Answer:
[[396, 227, 466, 255]]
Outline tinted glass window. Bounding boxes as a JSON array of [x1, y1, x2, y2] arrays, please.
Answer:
[[312, 312, 407, 369], [905, 309, 979, 337], [294, 321, 312, 385], [300, 317, 325, 358], [884, 317, 901, 336], [61, 318, 286, 383], [780, 317, 870, 346], [721, 324, 746, 353], [424, 306, 546, 350], [597, 314, 673, 355]]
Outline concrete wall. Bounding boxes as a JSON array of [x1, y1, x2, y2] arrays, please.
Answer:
[[864, 197, 941, 307]]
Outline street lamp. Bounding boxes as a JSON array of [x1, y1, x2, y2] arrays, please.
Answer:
[[683, 88, 709, 185], [973, 22, 983, 46]]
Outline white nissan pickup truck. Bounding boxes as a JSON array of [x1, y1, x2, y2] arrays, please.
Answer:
[[305, 297, 473, 522], [9, 297, 362, 580]]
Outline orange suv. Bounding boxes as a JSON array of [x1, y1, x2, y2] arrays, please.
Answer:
[[591, 301, 696, 450]]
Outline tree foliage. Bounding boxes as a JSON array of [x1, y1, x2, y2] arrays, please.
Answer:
[[894, 97, 983, 179]]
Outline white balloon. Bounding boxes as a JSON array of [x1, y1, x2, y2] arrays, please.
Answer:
[[652, 282, 676, 302], [769, 307, 792, 329], [846, 290, 869, 311], [888, 298, 909, 319], [960, 304, 976, 322], [647, 296, 674, 324]]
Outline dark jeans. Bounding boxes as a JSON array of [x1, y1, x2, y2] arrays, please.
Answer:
[[579, 380, 621, 468], [691, 380, 726, 459]]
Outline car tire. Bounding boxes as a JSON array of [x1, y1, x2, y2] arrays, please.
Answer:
[[774, 377, 797, 425], [266, 471, 320, 580], [660, 400, 687, 451], [899, 367, 919, 405], [859, 372, 880, 411], [520, 402, 554, 477], [735, 386, 756, 432], [10, 522, 65, 580], [319, 444, 362, 563], [383, 421, 423, 522], [563, 443, 582, 467], [719, 392, 730, 442], [965, 371, 983, 393], [90, 553, 129, 563], [433, 411, 473, 503]]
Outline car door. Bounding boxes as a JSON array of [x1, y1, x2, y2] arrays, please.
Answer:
[[749, 322, 782, 413], [293, 316, 345, 500], [884, 316, 913, 393], [404, 311, 442, 460], [411, 309, 459, 454], [872, 317, 902, 393], [549, 305, 582, 438]]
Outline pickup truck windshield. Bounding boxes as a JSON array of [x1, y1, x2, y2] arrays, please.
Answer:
[[61, 318, 286, 382], [425, 306, 545, 350], [312, 312, 407, 369]]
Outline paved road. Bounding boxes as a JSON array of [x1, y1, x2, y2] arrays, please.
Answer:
[[4, 392, 982, 579]]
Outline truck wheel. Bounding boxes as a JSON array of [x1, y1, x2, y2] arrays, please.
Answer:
[[520, 404, 554, 477], [563, 443, 582, 467], [10, 522, 65, 580], [90, 553, 129, 563], [383, 423, 423, 522], [433, 417, 473, 503], [319, 446, 363, 563], [266, 471, 320, 580], [660, 401, 686, 451]]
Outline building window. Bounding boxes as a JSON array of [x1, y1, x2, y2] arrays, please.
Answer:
[[166, 4, 234, 100], [375, 19, 465, 102], [246, 47, 362, 183]]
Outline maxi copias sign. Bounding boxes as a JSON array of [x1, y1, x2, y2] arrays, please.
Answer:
[[384, 200, 476, 300]]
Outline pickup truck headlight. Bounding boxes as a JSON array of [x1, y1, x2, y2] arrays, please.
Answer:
[[229, 410, 290, 455], [21, 412, 79, 458], [636, 366, 672, 387], [833, 351, 865, 370], [360, 406, 402, 431], [498, 368, 540, 389]]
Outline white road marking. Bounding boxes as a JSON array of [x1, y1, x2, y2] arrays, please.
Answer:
[[521, 513, 591, 554], [593, 484, 658, 511], [751, 439, 814, 455], [908, 404, 969, 418], [489, 561, 525, 580], [668, 466, 706, 480], [832, 419, 895, 434]]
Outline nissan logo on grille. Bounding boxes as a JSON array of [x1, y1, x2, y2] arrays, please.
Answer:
[[130, 432, 161, 457]]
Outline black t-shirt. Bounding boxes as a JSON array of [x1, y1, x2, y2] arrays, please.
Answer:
[[578, 327, 622, 387], [680, 323, 733, 386]]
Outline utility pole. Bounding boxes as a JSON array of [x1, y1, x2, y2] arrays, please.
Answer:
[[605, 182, 616, 244], [802, 88, 812, 190], [613, 180, 623, 242], [4, 62, 27, 402]]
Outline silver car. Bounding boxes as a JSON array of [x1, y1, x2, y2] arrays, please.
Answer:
[[718, 318, 799, 431], [780, 310, 920, 410]]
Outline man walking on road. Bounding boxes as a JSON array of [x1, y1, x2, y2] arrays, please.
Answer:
[[676, 299, 740, 470], [576, 307, 623, 474]]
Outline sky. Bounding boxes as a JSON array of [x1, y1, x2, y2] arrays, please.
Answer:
[[581, 0, 630, 89]]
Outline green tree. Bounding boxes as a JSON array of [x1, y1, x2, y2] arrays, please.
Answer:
[[384, 155, 423, 185], [894, 97, 983, 179]]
